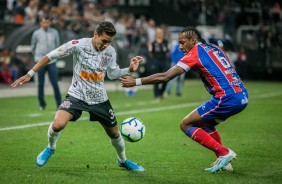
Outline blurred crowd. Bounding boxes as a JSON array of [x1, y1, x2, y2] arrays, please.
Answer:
[[1, 0, 166, 46], [1, 0, 280, 49], [0, 0, 282, 84]]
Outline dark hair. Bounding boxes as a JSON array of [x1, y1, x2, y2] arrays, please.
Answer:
[[38, 15, 50, 23], [96, 21, 116, 37], [181, 26, 206, 44]]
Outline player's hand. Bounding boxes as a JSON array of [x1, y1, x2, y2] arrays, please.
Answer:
[[129, 56, 144, 72], [120, 76, 136, 87], [11, 74, 31, 88]]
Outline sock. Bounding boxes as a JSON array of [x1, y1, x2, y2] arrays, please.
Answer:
[[185, 127, 229, 156], [48, 123, 61, 150], [202, 127, 222, 157], [110, 132, 126, 163]]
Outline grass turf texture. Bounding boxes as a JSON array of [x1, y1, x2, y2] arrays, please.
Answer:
[[0, 79, 282, 184]]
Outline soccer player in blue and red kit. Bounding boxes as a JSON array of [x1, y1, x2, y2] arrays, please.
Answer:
[[120, 26, 248, 173]]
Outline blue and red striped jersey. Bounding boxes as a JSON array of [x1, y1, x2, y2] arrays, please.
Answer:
[[177, 43, 246, 98]]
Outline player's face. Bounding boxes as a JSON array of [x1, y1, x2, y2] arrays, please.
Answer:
[[93, 32, 113, 51], [178, 33, 195, 55]]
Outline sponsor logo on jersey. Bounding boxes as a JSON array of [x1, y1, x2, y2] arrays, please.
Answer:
[[231, 76, 241, 85], [72, 40, 79, 44], [224, 68, 236, 75], [80, 69, 103, 81], [241, 92, 248, 104], [86, 90, 103, 99]]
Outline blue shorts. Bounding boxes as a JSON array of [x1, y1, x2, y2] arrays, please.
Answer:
[[197, 90, 248, 125]]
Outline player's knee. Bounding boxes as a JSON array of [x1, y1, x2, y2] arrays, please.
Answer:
[[105, 126, 120, 139], [51, 124, 61, 132], [51, 121, 65, 132], [108, 131, 120, 139], [180, 121, 192, 132]]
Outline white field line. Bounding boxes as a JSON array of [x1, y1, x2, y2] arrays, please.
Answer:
[[1, 91, 282, 132], [251, 91, 282, 99], [0, 102, 199, 132]]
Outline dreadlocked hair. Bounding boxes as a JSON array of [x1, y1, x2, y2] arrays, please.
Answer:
[[180, 26, 206, 44]]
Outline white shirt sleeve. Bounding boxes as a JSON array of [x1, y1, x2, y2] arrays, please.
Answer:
[[106, 50, 131, 80], [46, 40, 77, 61]]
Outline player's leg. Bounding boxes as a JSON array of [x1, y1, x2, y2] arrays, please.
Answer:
[[202, 127, 233, 172], [36, 110, 73, 167], [183, 94, 248, 173], [101, 123, 126, 162], [180, 109, 236, 173], [180, 109, 230, 157], [202, 127, 222, 157], [94, 100, 144, 171], [48, 110, 73, 148], [100, 123, 144, 172], [36, 95, 81, 167]]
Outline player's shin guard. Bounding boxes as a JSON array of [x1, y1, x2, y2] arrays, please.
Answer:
[[110, 132, 126, 163], [48, 123, 61, 150], [185, 127, 229, 156]]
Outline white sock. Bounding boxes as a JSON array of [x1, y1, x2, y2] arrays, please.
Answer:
[[110, 132, 126, 163], [47, 123, 61, 150]]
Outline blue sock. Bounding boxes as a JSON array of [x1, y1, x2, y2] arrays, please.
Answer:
[[184, 127, 198, 137]]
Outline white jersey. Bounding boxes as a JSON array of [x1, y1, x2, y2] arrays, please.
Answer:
[[47, 38, 131, 104]]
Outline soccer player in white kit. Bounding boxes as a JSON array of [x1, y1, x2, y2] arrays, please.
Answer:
[[11, 21, 144, 171]]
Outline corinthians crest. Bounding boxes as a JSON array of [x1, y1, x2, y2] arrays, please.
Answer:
[[61, 100, 72, 109], [100, 52, 111, 68]]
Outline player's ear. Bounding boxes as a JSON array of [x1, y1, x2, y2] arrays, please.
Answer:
[[192, 38, 197, 45]]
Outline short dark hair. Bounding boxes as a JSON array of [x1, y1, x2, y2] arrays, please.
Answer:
[[38, 15, 51, 23], [96, 21, 116, 37], [181, 26, 206, 44]]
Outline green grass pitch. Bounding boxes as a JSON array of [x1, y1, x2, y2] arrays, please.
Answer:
[[0, 79, 282, 184]]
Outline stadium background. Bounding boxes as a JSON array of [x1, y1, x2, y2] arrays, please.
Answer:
[[0, 1, 282, 183], [0, 0, 282, 83]]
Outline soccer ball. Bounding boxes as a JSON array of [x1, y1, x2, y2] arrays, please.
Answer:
[[120, 117, 145, 142]]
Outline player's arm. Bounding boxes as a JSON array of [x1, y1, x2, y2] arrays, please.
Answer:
[[107, 56, 144, 80], [11, 56, 50, 88], [11, 40, 77, 88], [121, 65, 185, 87]]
